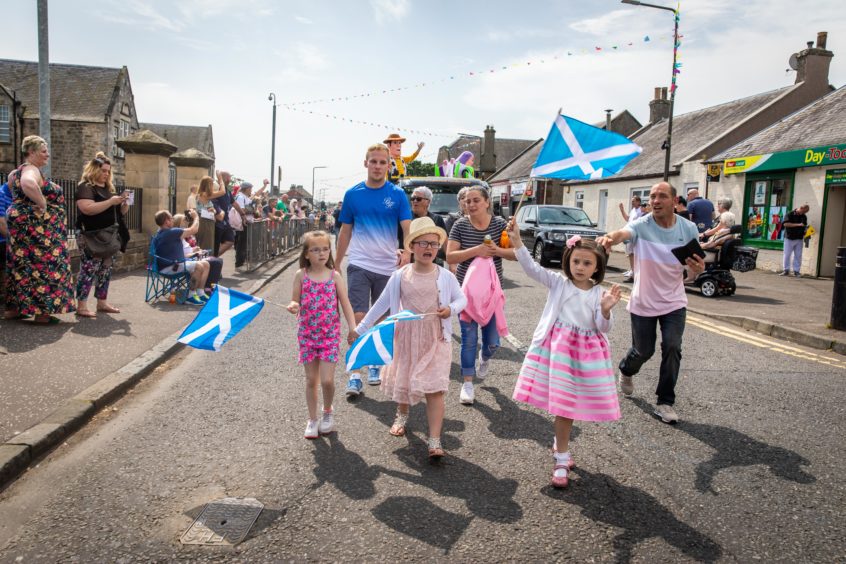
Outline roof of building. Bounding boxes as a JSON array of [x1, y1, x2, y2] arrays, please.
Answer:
[[443, 135, 536, 171], [0, 59, 125, 122], [591, 109, 642, 136], [140, 122, 215, 158], [709, 85, 846, 161], [621, 85, 799, 178], [486, 139, 544, 182]]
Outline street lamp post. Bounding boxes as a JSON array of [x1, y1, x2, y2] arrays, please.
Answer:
[[621, 0, 679, 182], [312, 165, 327, 206], [268, 93, 277, 194]]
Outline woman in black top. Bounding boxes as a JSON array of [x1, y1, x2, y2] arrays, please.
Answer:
[[75, 152, 128, 318], [446, 186, 516, 405]]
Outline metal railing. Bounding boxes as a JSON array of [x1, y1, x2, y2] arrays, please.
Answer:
[[0, 171, 143, 236], [242, 217, 313, 271]]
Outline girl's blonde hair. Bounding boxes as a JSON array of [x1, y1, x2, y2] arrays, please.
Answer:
[[299, 230, 334, 269], [198, 176, 214, 199], [171, 213, 186, 228], [80, 151, 115, 194]]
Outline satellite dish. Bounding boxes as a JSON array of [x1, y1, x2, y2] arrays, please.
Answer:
[[788, 53, 798, 70]]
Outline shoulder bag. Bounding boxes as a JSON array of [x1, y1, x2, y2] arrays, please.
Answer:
[[81, 192, 121, 258]]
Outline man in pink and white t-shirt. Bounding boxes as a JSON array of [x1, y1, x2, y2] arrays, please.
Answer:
[[597, 182, 705, 424]]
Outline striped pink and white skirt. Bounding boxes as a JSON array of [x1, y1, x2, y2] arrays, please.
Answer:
[[513, 321, 621, 422]]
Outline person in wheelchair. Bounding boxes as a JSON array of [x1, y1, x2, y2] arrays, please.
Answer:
[[152, 209, 211, 305], [700, 198, 736, 264]]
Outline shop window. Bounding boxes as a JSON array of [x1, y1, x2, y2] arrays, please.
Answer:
[[742, 174, 793, 249], [0, 105, 10, 143]]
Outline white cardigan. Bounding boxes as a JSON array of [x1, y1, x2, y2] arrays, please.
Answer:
[[515, 246, 613, 348], [355, 264, 467, 340]]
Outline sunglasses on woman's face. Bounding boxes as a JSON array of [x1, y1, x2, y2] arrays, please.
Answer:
[[410, 196, 429, 202]]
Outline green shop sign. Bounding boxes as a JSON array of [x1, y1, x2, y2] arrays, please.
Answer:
[[825, 168, 846, 185], [724, 143, 846, 175]]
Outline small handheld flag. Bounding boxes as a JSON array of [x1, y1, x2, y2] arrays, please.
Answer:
[[178, 286, 264, 351], [531, 114, 642, 180], [345, 310, 424, 372]]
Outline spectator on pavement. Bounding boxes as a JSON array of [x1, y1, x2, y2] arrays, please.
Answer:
[[212, 171, 236, 257], [172, 211, 223, 295], [781, 204, 810, 277], [446, 185, 516, 405], [233, 181, 254, 270], [335, 142, 412, 395], [4, 135, 76, 323], [74, 152, 128, 319], [701, 198, 736, 247], [675, 195, 690, 220], [331, 202, 341, 235], [687, 188, 714, 233], [152, 210, 210, 305], [596, 181, 705, 424], [186, 184, 198, 213], [619, 194, 643, 282], [0, 171, 15, 311], [276, 194, 290, 217], [194, 176, 222, 252]]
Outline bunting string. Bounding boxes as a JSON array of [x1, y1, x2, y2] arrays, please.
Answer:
[[283, 33, 679, 107], [281, 105, 458, 138]]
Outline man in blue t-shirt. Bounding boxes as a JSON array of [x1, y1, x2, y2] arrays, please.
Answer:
[[152, 209, 211, 305], [335, 143, 412, 396], [686, 188, 714, 233]]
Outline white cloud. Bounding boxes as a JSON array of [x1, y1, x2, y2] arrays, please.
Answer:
[[569, 9, 638, 36], [295, 15, 314, 25], [273, 42, 331, 82], [101, 0, 185, 32], [485, 28, 562, 43], [370, 0, 410, 24]]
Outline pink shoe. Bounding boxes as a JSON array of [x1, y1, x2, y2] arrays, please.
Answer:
[[551, 463, 570, 488]]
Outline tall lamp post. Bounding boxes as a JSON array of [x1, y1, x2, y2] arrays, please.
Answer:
[[312, 165, 327, 205], [268, 93, 277, 194], [621, 0, 679, 181]]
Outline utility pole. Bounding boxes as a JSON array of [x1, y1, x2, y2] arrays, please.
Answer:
[[268, 93, 277, 193], [37, 0, 51, 177]]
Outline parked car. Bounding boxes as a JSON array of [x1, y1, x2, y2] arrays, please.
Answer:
[[514, 205, 605, 266], [399, 177, 490, 235]]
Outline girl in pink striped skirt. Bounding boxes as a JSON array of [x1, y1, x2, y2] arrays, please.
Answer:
[[505, 222, 622, 488]]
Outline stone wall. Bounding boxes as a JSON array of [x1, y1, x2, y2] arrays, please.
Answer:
[[18, 119, 107, 182], [124, 153, 170, 236], [0, 88, 17, 173]]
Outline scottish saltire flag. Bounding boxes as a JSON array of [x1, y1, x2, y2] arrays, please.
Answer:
[[531, 114, 642, 180], [178, 286, 264, 351], [345, 310, 424, 372]]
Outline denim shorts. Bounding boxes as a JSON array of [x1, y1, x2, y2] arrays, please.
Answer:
[[347, 264, 390, 314]]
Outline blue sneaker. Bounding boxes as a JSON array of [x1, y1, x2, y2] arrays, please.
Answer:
[[345, 378, 363, 398], [367, 366, 382, 386], [198, 293, 209, 302], [185, 294, 204, 305]]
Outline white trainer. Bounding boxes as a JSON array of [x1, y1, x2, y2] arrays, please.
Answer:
[[459, 381, 475, 405], [477, 352, 490, 381], [653, 404, 679, 424], [304, 419, 320, 439], [319, 410, 335, 435]]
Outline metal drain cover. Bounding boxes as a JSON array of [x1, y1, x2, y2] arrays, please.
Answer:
[[180, 497, 264, 545]]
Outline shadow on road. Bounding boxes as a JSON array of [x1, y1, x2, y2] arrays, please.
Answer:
[[543, 468, 723, 563], [70, 316, 134, 338], [376, 433, 523, 526], [0, 318, 73, 352], [371, 496, 471, 553], [629, 397, 815, 494], [476, 385, 580, 448], [311, 434, 380, 500]]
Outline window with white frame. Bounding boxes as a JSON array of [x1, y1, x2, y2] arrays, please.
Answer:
[[630, 186, 650, 203], [0, 105, 10, 143], [575, 190, 584, 209], [683, 182, 699, 193]]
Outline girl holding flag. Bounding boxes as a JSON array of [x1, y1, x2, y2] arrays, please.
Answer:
[[288, 231, 357, 439], [349, 217, 466, 459], [505, 220, 622, 488]]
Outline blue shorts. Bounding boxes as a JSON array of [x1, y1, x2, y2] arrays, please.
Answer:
[[347, 264, 390, 314]]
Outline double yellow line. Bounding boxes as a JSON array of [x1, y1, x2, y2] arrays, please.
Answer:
[[616, 294, 846, 370]]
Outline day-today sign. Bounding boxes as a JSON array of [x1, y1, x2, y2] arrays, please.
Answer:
[[723, 143, 846, 175]]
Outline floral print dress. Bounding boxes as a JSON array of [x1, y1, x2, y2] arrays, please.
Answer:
[[297, 271, 340, 364], [5, 166, 76, 315]]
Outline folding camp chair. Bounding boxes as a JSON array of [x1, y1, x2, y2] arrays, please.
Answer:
[[145, 237, 192, 304]]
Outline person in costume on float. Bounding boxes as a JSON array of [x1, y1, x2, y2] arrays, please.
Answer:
[[384, 133, 424, 183], [435, 151, 475, 179]]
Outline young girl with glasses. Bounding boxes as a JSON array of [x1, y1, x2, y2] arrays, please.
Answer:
[[505, 220, 622, 488], [288, 231, 356, 439], [349, 217, 466, 460]]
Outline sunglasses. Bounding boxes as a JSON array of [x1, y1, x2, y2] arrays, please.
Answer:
[[93, 157, 111, 166], [410, 196, 429, 202]]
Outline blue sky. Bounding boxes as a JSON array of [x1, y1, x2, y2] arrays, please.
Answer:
[[5, 0, 846, 201]]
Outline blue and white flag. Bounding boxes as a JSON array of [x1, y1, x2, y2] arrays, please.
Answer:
[[178, 286, 264, 351], [531, 114, 642, 180], [345, 310, 424, 372]]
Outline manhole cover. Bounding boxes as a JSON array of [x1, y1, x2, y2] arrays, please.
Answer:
[[180, 497, 264, 546]]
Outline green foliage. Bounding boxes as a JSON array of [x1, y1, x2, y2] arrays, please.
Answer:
[[405, 160, 435, 178]]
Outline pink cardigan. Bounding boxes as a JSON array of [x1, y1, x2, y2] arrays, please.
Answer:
[[459, 256, 508, 336]]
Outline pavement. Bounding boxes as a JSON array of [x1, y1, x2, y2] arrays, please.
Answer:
[[0, 245, 843, 491], [603, 250, 846, 355]]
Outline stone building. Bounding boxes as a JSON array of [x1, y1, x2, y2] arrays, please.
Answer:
[[437, 126, 537, 180], [0, 59, 139, 183]]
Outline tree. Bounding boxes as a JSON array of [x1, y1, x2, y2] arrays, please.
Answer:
[[405, 160, 435, 178]]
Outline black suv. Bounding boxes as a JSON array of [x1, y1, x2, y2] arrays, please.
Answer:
[[514, 205, 605, 266], [400, 177, 490, 235]]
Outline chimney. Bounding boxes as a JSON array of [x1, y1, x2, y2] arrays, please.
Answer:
[[793, 31, 833, 85], [605, 109, 613, 131], [480, 125, 496, 177], [649, 87, 671, 123]]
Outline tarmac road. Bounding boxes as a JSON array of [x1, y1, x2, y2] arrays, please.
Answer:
[[0, 258, 843, 562]]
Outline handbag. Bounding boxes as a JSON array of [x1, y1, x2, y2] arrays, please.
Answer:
[[81, 205, 121, 258]]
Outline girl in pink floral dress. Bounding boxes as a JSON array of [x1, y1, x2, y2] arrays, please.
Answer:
[[287, 231, 356, 440]]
